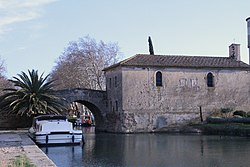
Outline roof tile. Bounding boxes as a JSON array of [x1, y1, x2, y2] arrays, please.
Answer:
[[103, 54, 250, 71]]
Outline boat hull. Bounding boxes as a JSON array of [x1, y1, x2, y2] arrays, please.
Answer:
[[30, 132, 83, 145]]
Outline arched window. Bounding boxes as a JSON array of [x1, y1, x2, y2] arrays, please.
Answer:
[[156, 71, 162, 87], [207, 72, 214, 87]]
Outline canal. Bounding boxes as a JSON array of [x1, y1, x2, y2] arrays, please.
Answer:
[[41, 127, 250, 167]]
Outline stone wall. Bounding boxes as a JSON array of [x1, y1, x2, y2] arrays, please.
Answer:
[[106, 66, 250, 133], [105, 67, 124, 131], [55, 88, 109, 131]]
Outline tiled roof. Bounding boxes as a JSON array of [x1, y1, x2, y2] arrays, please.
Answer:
[[103, 54, 250, 71]]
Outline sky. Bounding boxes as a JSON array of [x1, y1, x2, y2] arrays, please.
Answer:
[[0, 0, 250, 78]]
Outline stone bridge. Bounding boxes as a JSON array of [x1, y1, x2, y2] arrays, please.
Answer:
[[55, 88, 109, 131]]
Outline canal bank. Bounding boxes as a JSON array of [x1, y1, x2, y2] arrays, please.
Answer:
[[188, 123, 250, 136], [0, 130, 56, 167], [152, 122, 250, 137]]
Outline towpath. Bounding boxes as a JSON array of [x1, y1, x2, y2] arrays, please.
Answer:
[[0, 130, 56, 167]]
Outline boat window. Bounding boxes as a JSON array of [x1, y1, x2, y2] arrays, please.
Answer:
[[39, 125, 42, 132]]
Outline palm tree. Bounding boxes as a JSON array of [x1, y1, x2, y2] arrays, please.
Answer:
[[0, 69, 66, 116]]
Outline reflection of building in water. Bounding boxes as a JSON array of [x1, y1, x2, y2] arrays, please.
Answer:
[[122, 135, 244, 167], [83, 127, 96, 159]]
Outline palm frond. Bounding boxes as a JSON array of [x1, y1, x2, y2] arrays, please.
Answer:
[[0, 69, 66, 116]]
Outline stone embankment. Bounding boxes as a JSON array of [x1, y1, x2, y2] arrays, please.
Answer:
[[188, 123, 250, 136], [153, 121, 250, 137], [0, 130, 56, 167]]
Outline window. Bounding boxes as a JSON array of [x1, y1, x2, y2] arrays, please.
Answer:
[[109, 78, 112, 88], [207, 72, 214, 87], [115, 100, 118, 111], [156, 71, 162, 86], [110, 101, 112, 111], [114, 76, 117, 87]]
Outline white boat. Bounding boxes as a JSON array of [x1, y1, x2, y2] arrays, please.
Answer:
[[28, 115, 84, 145]]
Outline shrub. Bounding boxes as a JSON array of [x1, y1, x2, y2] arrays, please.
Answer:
[[220, 108, 233, 118], [8, 155, 35, 167], [67, 115, 77, 123], [233, 110, 247, 117]]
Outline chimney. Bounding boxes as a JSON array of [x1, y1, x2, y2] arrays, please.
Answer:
[[246, 17, 250, 64], [229, 43, 240, 61]]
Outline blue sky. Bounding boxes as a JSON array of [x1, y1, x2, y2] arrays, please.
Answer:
[[0, 0, 250, 78]]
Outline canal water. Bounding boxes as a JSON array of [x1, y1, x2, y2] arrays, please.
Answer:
[[41, 127, 250, 167]]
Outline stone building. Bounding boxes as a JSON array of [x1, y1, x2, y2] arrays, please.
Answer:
[[103, 44, 250, 133]]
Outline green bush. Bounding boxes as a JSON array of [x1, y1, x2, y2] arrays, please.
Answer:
[[67, 115, 77, 123], [233, 110, 247, 117], [247, 112, 250, 117], [8, 155, 35, 167]]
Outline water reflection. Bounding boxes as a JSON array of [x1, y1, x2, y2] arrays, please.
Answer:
[[41, 128, 250, 167]]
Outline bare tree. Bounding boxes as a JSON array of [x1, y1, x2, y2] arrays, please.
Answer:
[[50, 36, 120, 90], [0, 57, 12, 95]]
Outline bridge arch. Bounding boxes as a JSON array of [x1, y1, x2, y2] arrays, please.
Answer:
[[55, 88, 108, 131]]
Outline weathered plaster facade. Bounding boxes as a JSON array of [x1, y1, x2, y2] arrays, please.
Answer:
[[104, 53, 250, 133]]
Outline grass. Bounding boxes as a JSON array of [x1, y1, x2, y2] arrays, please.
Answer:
[[7, 155, 35, 167]]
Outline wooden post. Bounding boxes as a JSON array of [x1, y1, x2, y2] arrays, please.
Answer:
[[72, 135, 75, 143], [46, 134, 49, 144], [199, 106, 203, 122]]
